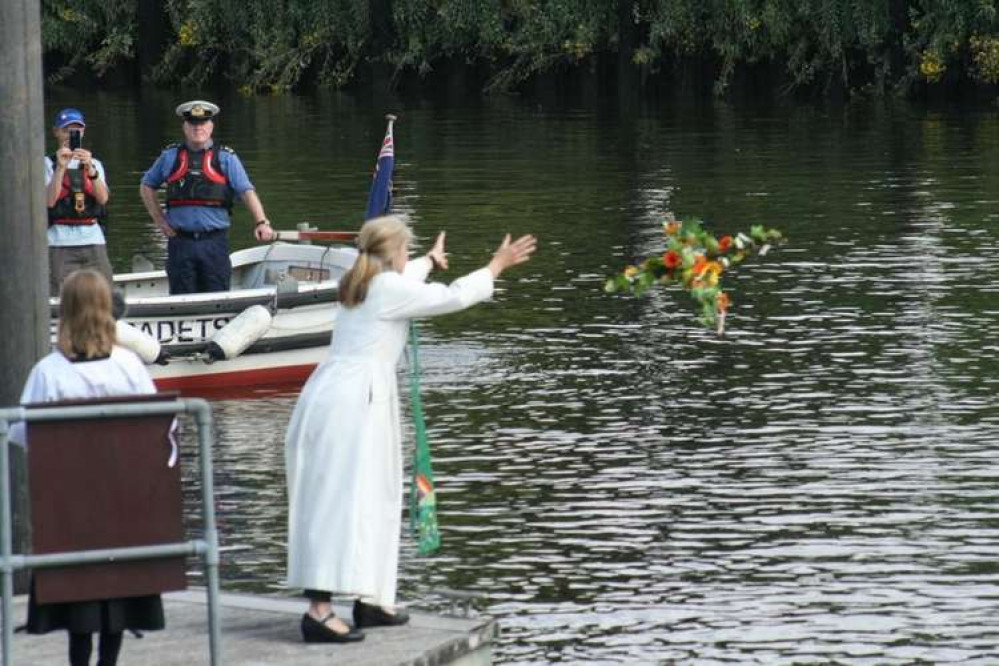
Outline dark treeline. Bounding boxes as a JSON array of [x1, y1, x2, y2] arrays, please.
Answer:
[[42, 0, 999, 100]]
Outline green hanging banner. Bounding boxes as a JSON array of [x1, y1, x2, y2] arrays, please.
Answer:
[[408, 321, 441, 554]]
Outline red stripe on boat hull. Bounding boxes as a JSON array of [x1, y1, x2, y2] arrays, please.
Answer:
[[153, 363, 318, 399]]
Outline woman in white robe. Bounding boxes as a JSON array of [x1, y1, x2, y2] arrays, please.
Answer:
[[14, 269, 164, 666], [285, 215, 536, 643], [18, 347, 153, 403]]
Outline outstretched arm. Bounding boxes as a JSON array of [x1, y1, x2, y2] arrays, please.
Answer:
[[383, 233, 537, 320], [403, 231, 449, 282], [427, 231, 449, 271], [488, 234, 537, 278]]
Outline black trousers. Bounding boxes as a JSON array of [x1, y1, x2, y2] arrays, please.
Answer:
[[69, 630, 123, 666], [165, 231, 231, 294]]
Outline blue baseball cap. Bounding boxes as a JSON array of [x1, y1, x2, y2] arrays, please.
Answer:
[[53, 108, 86, 129]]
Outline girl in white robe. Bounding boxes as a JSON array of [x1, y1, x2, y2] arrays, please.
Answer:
[[15, 269, 164, 666], [285, 215, 536, 643], [16, 347, 154, 422]]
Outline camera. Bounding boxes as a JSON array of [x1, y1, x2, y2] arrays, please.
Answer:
[[69, 129, 82, 151]]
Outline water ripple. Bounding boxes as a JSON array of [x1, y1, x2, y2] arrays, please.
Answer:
[[149, 99, 999, 663]]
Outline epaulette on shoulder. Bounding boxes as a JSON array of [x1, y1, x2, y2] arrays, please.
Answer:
[[216, 144, 235, 154], [165, 142, 183, 151]]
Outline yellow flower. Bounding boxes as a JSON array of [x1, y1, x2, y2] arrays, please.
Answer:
[[920, 51, 945, 82], [623, 266, 639, 278], [693, 257, 723, 276], [632, 47, 654, 66], [178, 21, 198, 47], [563, 40, 591, 60], [971, 35, 999, 84]]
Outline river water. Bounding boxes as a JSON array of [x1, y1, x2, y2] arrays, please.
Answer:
[[45, 87, 999, 664]]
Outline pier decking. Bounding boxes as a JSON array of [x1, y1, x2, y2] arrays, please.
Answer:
[[8, 589, 496, 665]]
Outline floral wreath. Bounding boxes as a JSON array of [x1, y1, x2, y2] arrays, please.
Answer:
[[605, 216, 785, 334]]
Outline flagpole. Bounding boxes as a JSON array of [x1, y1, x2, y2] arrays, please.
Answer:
[[365, 114, 396, 221], [363, 114, 441, 555]]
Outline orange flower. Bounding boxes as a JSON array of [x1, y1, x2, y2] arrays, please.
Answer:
[[416, 474, 434, 498], [664, 221, 682, 236], [718, 235, 733, 252], [716, 292, 731, 312], [692, 254, 708, 274], [663, 250, 680, 269]]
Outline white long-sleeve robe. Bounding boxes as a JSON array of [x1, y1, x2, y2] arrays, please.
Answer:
[[11, 346, 156, 446], [284, 258, 494, 605]]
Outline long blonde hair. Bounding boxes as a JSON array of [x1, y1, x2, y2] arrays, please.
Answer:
[[57, 269, 116, 360], [339, 215, 413, 307]]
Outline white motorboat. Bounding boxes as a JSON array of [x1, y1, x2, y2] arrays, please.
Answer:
[[52, 241, 358, 396]]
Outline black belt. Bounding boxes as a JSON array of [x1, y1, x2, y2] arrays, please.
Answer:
[[172, 228, 226, 240]]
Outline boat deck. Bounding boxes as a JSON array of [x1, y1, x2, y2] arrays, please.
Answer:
[[7, 589, 496, 665]]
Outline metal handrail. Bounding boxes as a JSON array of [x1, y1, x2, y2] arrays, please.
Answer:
[[0, 398, 222, 666]]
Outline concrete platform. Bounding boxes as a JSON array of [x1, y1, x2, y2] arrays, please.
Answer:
[[7, 590, 496, 665]]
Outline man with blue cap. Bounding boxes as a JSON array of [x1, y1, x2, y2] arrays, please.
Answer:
[[139, 100, 274, 295], [44, 107, 113, 294]]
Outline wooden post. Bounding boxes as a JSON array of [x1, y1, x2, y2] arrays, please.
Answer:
[[0, 0, 48, 592]]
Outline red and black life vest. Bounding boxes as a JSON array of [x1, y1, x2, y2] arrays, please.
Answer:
[[47, 155, 106, 226], [164, 144, 235, 211]]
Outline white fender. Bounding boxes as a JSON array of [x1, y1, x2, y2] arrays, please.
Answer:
[[116, 320, 162, 365], [207, 304, 273, 360]]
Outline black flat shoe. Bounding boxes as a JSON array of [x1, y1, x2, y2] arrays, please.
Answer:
[[353, 600, 410, 628], [301, 612, 365, 643]]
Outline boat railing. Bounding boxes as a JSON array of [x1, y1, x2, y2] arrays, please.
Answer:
[[0, 398, 223, 666]]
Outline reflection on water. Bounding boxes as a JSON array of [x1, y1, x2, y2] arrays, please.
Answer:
[[55, 88, 999, 663]]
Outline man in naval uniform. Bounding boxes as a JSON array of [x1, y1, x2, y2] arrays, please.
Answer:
[[139, 100, 275, 295]]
